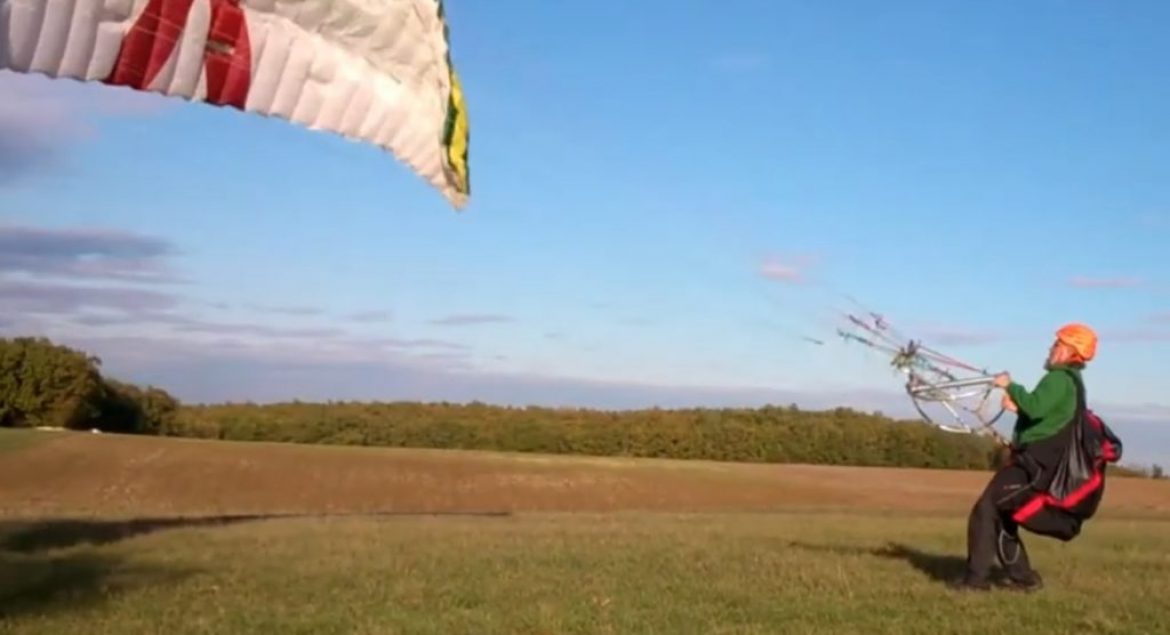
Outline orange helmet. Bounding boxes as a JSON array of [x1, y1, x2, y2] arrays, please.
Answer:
[[1056, 323, 1097, 362]]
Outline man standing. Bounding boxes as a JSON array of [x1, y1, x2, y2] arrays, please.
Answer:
[[951, 324, 1098, 592]]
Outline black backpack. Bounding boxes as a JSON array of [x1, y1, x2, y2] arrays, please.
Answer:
[[1011, 369, 1123, 541]]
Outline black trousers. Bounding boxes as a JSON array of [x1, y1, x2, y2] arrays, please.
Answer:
[[965, 462, 1039, 582]]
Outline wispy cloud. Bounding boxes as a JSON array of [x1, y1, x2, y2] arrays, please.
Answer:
[[0, 71, 169, 184], [374, 337, 468, 350], [244, 304, 323, 317], [0, 115, 58, 183], [59, 295, 469, 353], [1088, 314, 1170, 344], [1068, 276, 1142, 289], [1109, 403, 1170, 422], [13, 285, 478, 372], [347, 310, 393, 323], [0, 237, 898, 415], [1101, 327, 1170, 343], [759, 254, 818, 284], [0, 223, 183, 283], [0, 278, 179, 315], [429, 313, 515, 326], [0, 222, 483, 377], [173, 321, 346, 339]]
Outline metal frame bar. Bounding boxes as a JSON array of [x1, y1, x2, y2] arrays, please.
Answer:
[[834, 312, 1010, 445], [906, 375, 997, 394]]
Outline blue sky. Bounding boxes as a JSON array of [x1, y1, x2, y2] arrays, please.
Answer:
[[2, 1, 1169, 463]]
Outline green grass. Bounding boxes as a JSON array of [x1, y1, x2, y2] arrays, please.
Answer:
[[2, 512, 1167, 634], [1, 432, 1166, 632], [0, 429, 55, 454]]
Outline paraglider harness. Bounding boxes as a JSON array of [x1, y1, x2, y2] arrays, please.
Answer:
[[1007, 368, 1123, 541]]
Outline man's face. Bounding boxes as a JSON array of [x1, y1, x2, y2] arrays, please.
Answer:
[[1046, 340, 1072, 367]]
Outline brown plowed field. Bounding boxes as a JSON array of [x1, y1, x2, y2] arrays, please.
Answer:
[[2, 430, 1168, 519]]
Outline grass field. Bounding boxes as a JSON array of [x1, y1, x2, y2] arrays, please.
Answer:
[[1, 428, 1168, 633]]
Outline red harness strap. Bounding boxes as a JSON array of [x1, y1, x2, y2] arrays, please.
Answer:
[[1012, 410, 1118, 523]]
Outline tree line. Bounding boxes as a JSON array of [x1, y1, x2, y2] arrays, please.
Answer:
[[173, 399, 1004, 469], [0, 336, 180, 434], [3, 336, 1164, 477]]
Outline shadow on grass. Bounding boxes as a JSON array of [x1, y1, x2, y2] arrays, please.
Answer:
[[0, 549, 197, 621], [786, 540, 981, 585], [0, 510, 511, 620], [0, 510, 513, 554], [870, 542, 969, 583]]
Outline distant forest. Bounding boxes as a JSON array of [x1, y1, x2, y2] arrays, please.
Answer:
[[2, 336, 1163, 478]]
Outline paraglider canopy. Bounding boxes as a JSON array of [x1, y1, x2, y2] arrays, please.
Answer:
[[0, 0, 471, 208]]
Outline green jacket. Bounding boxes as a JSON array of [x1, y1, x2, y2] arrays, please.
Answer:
[[1007, 364, 1082, 445]]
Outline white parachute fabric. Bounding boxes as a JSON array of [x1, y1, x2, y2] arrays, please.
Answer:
[[0, 0, 470, 208]]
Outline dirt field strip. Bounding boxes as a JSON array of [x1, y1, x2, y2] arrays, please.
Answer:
[[2, 429, 1167, 519]]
